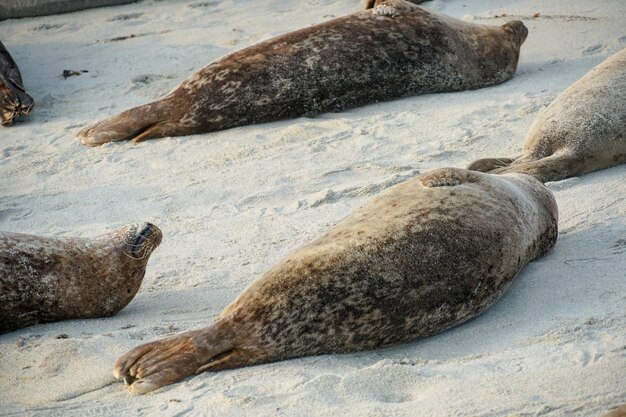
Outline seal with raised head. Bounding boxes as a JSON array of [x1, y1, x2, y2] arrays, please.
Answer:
[[467, 47, 626, 183], [112, 167, 557, 394], [0, 40, 34, 126], [0, 222, 162, 333], [77, 0, 528, 146]]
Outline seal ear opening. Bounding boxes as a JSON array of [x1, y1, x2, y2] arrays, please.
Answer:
[[503, 20, 528, 45]]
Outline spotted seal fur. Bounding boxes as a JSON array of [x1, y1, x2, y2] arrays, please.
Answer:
[[112, 168, 557, 393], [77, 0, 528, 145], [0, 223, 162, 333]]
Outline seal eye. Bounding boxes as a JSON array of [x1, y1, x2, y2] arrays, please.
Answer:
[[127, 289, 132, 294]]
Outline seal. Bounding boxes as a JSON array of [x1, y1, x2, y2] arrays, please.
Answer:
[[0, 40, 34, 126], [467, 47, 626, 183], [0, 222, 162, 333], [0, 0, 138, 20], [77, 0, 528, 146], [112, 167, 557, 394]]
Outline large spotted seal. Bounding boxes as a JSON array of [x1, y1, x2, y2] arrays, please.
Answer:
[[113, 168, 557, 393], [0, 222, 162, 333], [468, 47, 626, 182], [77, 0, 528, 146], [0, 40, 34, 126]]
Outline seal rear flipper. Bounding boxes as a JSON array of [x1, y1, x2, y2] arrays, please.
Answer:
[[114, 323, 240, 394], [467, 156, 518, 173], [490, 154, 580, 183], [77, 100, 173, 146]]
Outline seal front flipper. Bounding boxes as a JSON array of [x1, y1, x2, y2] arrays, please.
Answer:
[[419, 167, 479, 187]]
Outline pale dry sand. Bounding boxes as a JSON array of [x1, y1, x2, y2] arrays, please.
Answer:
[[0, 0, 625, 416]]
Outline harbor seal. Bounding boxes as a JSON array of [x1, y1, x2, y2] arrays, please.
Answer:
[[0, 0, 138, 20], [0, 222, 162, 333], [467, 47, 626, 183], [0, 40, 34, 126], [77, 0, 528, 146], [113, 168, 557, 394]]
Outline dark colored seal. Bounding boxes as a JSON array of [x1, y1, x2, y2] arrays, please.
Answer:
[[0, 222, 162, 333], [112, 168, 557, 393], [77, 0, 528, 146], [0, 40, 34, 127], [468, 47, 626, 183]]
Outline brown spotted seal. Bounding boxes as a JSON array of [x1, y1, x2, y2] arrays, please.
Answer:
[[0, 40, 34, 126], [468, 47, 626, 182], [77, 0, 528, 146], [0, 222, 162, 333], [112, 168, 557, 393]]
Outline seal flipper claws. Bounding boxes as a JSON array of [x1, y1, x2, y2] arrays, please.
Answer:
[[420, 167, 476, 188]]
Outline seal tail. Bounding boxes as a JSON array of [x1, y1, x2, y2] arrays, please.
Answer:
[[77, 100, 177, 146]]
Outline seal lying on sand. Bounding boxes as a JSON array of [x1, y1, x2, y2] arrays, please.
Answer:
[[0, 223, 162, 333], [77, 0, 528, 146], [0, 40, 34, 126], [113, 168, 557, 394], [468, 48, 626, 183], [0, 0, 137, 20]]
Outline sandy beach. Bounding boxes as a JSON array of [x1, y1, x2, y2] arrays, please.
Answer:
[[0, 0, 624, 415]]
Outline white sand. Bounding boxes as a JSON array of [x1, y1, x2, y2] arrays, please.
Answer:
[[0, 0, 625, 415]]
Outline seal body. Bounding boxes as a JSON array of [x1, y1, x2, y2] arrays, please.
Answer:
[[467, 47, 626, 182], [0, 40, 34, 126], [0, 223, 162, 333], [0, 0, 137, 20], [113, 168, 557, 394], [77, 0, 528, 145]]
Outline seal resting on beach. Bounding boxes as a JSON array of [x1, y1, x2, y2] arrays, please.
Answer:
[[77, 0, 528, 146], [0, 223, 162, 333], [468, 47, 626, 183], [0, 0, 137, 20], [0, 40, 34, 126], [113, 168, 557, 394]]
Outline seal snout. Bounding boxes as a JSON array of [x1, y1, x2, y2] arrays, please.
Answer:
[[128, 222, 163, 259]]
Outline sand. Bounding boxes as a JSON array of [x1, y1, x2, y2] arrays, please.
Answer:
[[0, 0, 624, 416]]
